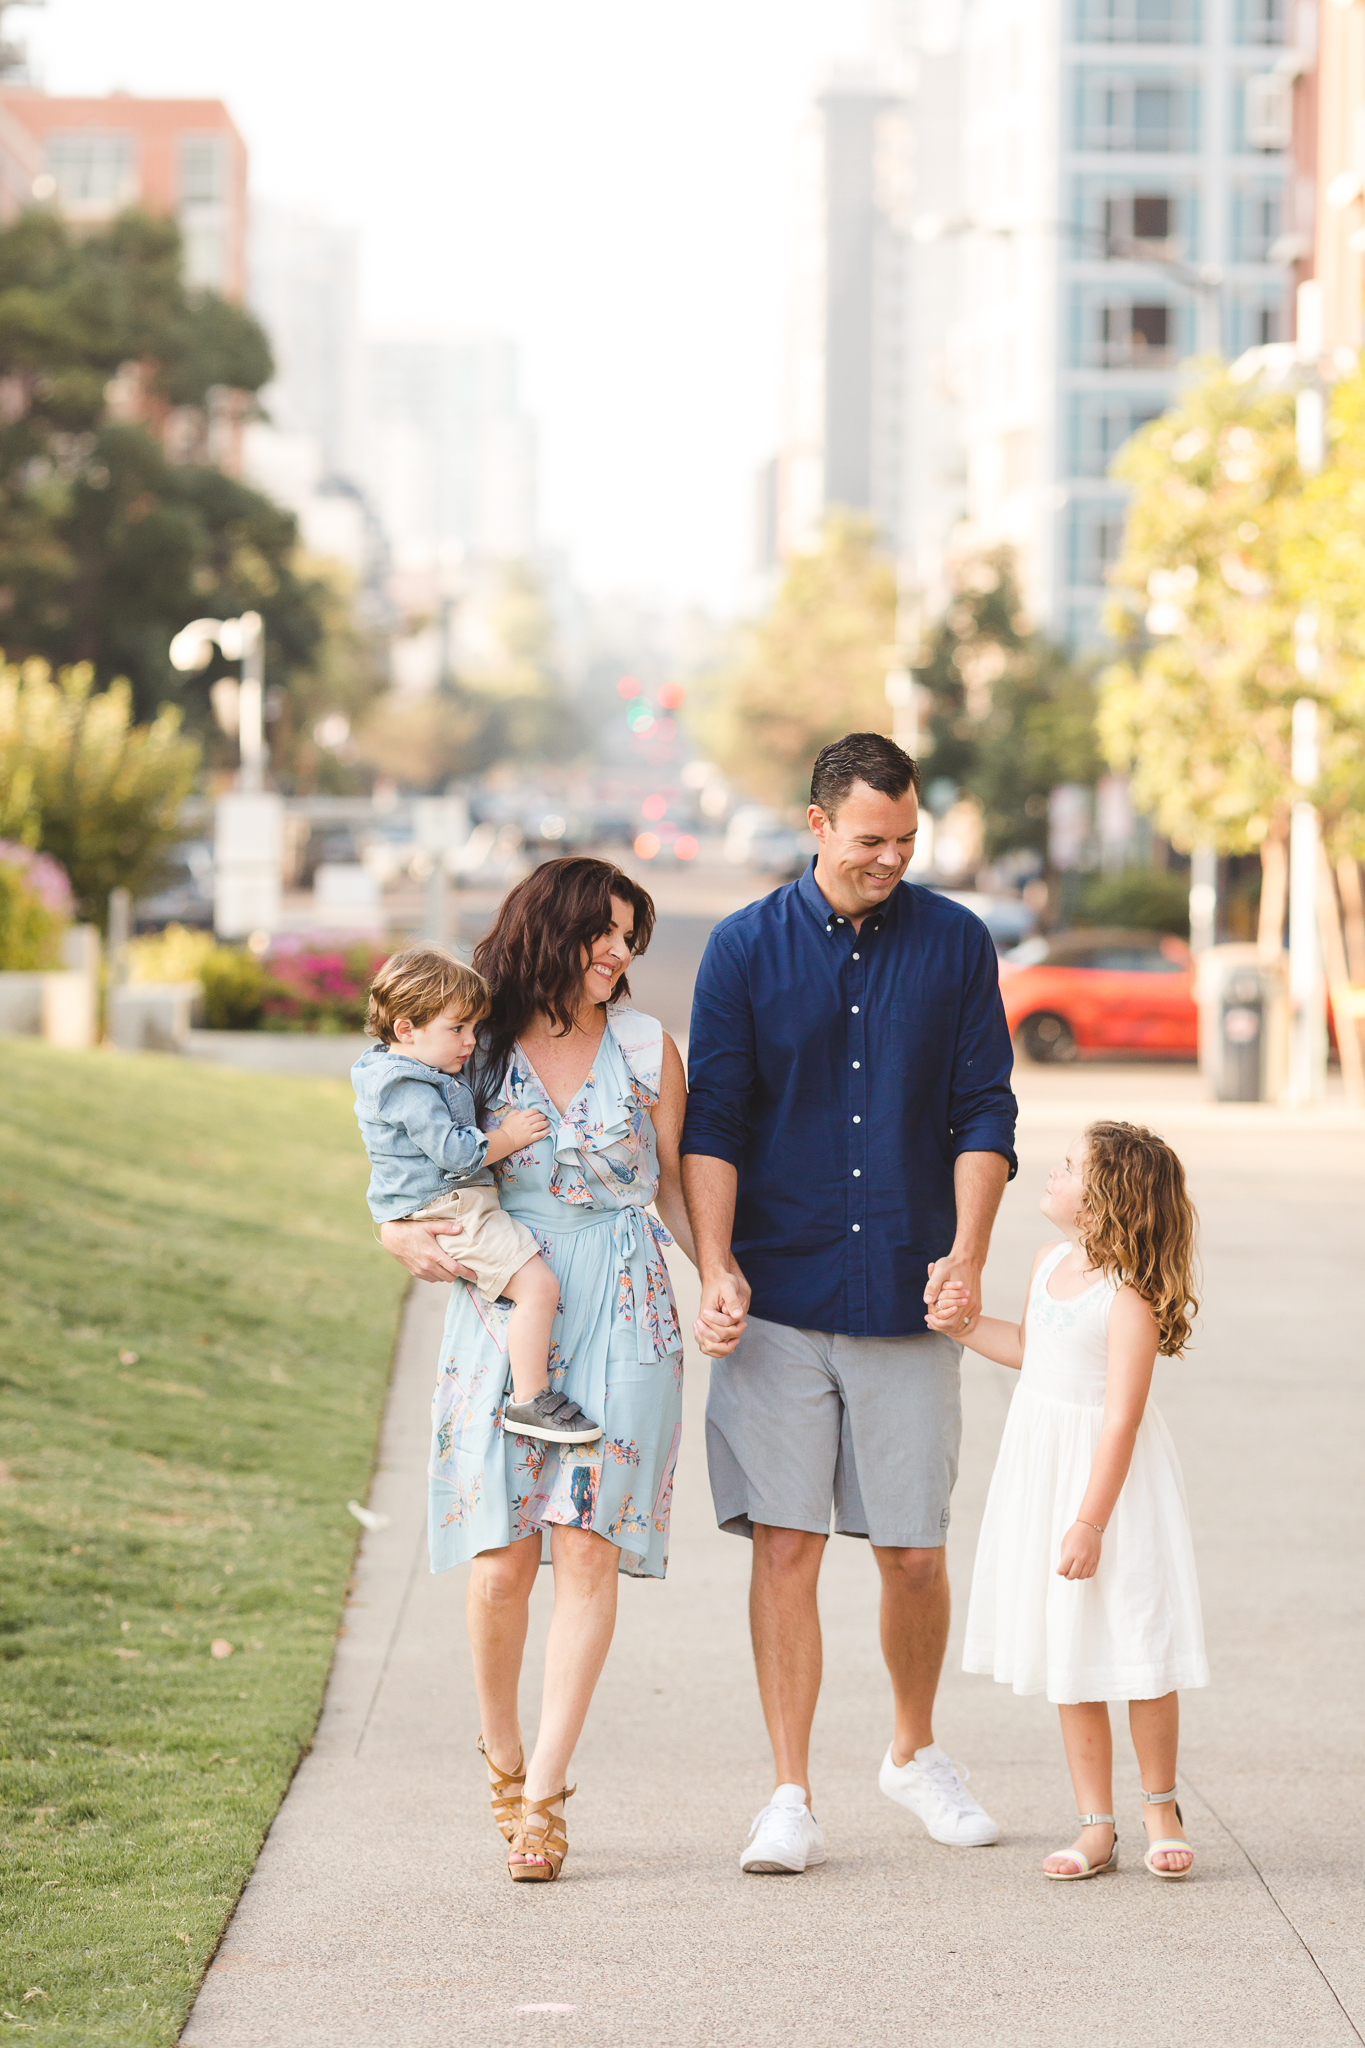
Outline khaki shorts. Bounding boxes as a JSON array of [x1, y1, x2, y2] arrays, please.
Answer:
[[409, 1187, 540, 1302]]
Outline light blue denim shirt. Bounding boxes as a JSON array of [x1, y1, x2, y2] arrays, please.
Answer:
[[351, 1041, 493, 1223]]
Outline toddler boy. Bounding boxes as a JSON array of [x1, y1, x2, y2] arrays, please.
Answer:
[[352, 945, 601, 1445]]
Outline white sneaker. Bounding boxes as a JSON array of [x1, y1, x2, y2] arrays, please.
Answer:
[[878, 1742, 1001, 1846], [739, 1783, 828, 1874]]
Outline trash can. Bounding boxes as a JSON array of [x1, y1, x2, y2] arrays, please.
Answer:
[[1196, 945, 1286, 1102]]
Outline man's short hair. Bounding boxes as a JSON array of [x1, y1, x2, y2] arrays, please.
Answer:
[[810, 732, 921, 820], [365, 945, 490, 1045]]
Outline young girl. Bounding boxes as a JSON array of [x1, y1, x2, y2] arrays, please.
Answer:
[[930, 1120, 1208, 1882]]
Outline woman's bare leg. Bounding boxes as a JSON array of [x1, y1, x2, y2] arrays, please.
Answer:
[[514, 1525, 621, 1866], [1043, 1701, 1115, 1874], [1129, 1692, 1192, 1872], [466, 1533, 541, 1773]]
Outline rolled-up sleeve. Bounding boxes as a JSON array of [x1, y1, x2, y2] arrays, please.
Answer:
[[374, 1070, 490, 1179], [681, 928, 757, 1167], [948, 924, 1018, 1177]]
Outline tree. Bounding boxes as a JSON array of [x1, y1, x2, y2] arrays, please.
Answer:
[[355, 561, 579, 791], [1098, 357, 1365, 962], [1098, 365, 1302, 881], [0, 208, 324, 734], [918, 551, 1100, 861], [0, 660, 199, 924], [697, 512, 896, 808]]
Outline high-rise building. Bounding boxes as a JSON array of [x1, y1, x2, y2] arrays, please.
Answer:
[[777, 67, 907, 557], [249, 204, 361, 480], [1301, 0, 1364, 351], [954, 0, 1296, 645], [0, 88, 247, 297], [361, 334, 537, 567]]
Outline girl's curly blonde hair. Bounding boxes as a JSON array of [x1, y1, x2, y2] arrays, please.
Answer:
[[1080, 1121, 1199, 1357]]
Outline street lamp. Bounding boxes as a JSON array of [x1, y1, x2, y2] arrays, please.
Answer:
[[169, 612, 266, 792]]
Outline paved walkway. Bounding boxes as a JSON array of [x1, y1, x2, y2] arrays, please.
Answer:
[[183, 1069, 1364, 2047]]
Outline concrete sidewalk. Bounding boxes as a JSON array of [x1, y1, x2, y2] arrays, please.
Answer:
[[183, 1078, 1364, 2048]]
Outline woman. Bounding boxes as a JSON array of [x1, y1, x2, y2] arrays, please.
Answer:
[[380, 856, 695, 1882]]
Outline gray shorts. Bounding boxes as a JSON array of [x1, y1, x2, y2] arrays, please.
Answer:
[[705, 1315, 963, 1551]]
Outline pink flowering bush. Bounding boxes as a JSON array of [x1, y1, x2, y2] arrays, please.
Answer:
[[262, 940, 388, 1033]]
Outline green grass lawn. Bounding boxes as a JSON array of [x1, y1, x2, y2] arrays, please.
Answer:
[[0, 1040, 407, 2046]]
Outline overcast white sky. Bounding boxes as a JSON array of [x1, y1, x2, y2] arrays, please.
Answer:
[[23, 0, 873, 610]]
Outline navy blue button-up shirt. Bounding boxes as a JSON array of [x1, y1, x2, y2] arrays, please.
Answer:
[[681, 861, 1018, 1338]]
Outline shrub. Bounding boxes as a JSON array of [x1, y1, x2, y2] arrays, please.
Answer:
[[127, 922, 219, 984], [1077, 867, 1190, 936], [199, 948, 277, 1030], [263, 942, 386, 1033], [0, 840, 72, 969], [0, 662, 199, 927]]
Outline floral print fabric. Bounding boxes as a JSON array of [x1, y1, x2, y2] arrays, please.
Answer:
[[428, 1006, 684, 1580]]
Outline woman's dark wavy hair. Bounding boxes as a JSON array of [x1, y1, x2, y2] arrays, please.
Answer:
[[471, 856, 656, 1116]]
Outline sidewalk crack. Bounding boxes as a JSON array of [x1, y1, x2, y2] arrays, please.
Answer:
[[1182, 1770, 1363, 2044]]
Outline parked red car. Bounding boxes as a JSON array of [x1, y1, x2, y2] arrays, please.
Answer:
[[999, 927, 1196, 1062]]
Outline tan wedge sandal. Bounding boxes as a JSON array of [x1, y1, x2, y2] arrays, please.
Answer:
[[507, 1785, 575, 1883], [477, 1736, 526, 1844]]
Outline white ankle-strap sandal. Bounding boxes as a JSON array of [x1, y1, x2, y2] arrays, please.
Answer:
[[1141, 1785, 1194, 1879], [1042, 1812, 1118, 1881]]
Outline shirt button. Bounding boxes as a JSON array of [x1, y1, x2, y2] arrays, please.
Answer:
[[853, 1114, 861, 1123], [852, 951, 860, 959], [852, 1223, 861, 1232], [853, 1168, 861, 1177], [852, 1060, 860, 1069], [851, 1005, 859, 1013], [836, 917, 845, 924]]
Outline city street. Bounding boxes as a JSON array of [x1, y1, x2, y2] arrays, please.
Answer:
[[183, 1043, 1365, 2048]]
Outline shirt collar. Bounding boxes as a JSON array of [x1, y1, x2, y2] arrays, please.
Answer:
[[796, 856, 903, 938]]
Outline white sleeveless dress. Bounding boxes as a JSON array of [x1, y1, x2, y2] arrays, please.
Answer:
[[962, 1242, 1209, 1704]]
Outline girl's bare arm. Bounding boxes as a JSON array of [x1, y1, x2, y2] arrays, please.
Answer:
[[648, 1033, 698, 1266], [1058, 1286, 1159, 1578], [926, 1243, 1053, 1370]]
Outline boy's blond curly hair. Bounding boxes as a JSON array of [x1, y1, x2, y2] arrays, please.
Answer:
[[365, 945, 490, 1045]]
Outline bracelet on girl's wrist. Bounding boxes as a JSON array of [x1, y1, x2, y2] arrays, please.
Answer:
[[1077, 1519, 1104, 1534]]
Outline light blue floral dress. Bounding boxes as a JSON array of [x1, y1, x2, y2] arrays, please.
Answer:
[[428, 1005, 684, 1580]]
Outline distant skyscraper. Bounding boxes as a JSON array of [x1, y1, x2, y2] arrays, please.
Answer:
[[362, 334, 537, 566], [777, 67, 907, 556], [249, 203, 361, 480], [955, 0, 1296, 644]]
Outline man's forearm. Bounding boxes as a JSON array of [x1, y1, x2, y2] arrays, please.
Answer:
[[681, 1153, 739, 1278], [951, 1150, 1011, 1261]]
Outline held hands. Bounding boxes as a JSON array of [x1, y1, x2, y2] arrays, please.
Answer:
[[923, 1255, 982, 1336], [693, 1266, 750, 1358], [1056, 1521, 1103, 1580]]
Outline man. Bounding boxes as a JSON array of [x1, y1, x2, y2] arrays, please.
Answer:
[[681, 731, 1017, 1875]]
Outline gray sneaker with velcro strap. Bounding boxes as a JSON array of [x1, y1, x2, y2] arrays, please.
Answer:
[[503, 1388, 603, 1445]]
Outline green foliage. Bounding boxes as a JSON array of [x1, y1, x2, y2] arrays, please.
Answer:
[[197, 949, 274, 1031], [0, 207, 327, 737], [356, 561, 577, 790], [0, 1039, 405, 2044], [1098, 359, 1365, 860], [919, 552, 1101, 860], [695, 512, 897, 808], [126, 924, 217, 986], [1078, 867, 1191, 935], [0, 662, 199, 925], [264, 558, 388, 795], [0, 853, 65, 969]]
